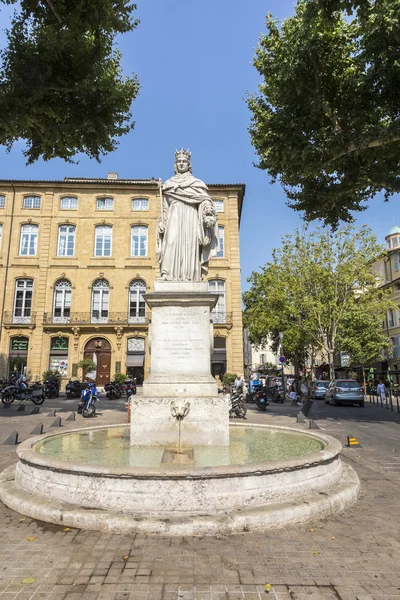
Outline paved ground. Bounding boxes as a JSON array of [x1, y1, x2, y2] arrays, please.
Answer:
[[0, 394, 400, 600]]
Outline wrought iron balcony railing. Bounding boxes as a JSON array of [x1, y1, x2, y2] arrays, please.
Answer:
[[3, 311, 37, 326], [43, 312, 149, 326], [211, 311, 233, 325]]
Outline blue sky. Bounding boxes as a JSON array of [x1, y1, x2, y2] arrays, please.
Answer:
[[0, 0, 398, 288]]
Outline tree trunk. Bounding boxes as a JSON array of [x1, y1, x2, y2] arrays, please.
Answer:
[[328, 349, 335, 381]]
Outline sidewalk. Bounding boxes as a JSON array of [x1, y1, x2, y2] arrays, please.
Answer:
[[0, 398, 400, 599]]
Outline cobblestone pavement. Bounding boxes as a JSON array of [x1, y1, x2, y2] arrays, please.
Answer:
[[0, 395, 400, 600]]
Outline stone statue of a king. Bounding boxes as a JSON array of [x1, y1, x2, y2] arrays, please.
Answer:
[[156, 149, 219, 282]]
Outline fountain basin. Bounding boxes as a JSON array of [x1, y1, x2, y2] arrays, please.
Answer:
[[0, 423, 359, 535]]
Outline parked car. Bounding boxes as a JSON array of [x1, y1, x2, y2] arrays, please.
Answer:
[[311, 380, 330, 399], [324, 379, 364, 407]]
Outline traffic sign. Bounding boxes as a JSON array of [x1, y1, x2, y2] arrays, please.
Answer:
[[279, 356, 286, 364]]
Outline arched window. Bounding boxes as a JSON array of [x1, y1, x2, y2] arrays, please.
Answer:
[[132, 198, 149, 211], [208, 279, 226, 323], [95, 225, 112, 256], [53, 279, 72, 323], [91, 279, 110, 323], [20, 224, 38, 255], [60, 196, 78, 210], [13, 279, 34, 323], [217, 226, 224, 258], [129, 280, 146, 323], [96, 197, 114, 210], [131, 226, 148, 257], [57, 225, 76, 256], [23, 195, 41, 209]]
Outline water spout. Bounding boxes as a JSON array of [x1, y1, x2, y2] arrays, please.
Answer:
[[170, 400, 190, 453]]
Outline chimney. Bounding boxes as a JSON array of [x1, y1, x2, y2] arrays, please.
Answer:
[[107, 172, 118, 180]]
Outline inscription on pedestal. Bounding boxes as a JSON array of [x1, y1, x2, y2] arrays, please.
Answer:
[[152, 308, 210, 375]]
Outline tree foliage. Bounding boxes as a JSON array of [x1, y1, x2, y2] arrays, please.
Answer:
[[243, 225, 393, 379], [0, 0, 139, 163], [248, 0, 400, 227]]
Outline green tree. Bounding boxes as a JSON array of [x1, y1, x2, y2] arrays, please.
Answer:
[[243, 225, 393, 380], [247, 0, 400, 227], [0, 0, 139, 163]]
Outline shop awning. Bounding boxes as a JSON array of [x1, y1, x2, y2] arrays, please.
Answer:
[[126, 354, 144, 367]]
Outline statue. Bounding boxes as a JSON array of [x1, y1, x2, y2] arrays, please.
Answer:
[[156, 149, 219, 281]]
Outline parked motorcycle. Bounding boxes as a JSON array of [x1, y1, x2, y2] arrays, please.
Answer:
[[125, 378, 137, 397], [104, 381, 122, 400], [1, 378, 45, 405], [255, 387, 270, 411], [229, 392, 247, 419], [78, 382, 98, 417], [271, 386, 285, 403], [66, 380, 85, 399], [44, 379, 60, 399]]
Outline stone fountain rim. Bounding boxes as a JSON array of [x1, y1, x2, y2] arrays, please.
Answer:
[[17, 423, 342, 479]]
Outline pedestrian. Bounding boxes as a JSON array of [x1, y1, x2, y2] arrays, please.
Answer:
[[300, 380, 309, 404], [235, 375, 244, 394], [377, 380, 386, 405], [289, 387, 298, 406]]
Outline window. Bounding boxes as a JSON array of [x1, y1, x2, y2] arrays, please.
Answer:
[[129, 280, 146, 323], [131, 226, 148, 257], [209, 279, 226, 323], [0, 195, 5, 208], [23, 196, 41, 209], [217, 226, 225, 258], [132, 198, 149, 211], [393, 237, 398, 248], [0, 224, 2, 248], [388, 310, 395, 327], [95, 225, 112, 257], [20, 224, 38, 255], [57, 225, 76, 256], [214, 199, 224, 212], [96, 197, 114, 210], [53, 279, 72, 322], [60, 196, 78, 210], [13, 279, 33, 323], [91, 279, 110, 322], [395, 254, 399, 272], [49, 337, 69, 377]]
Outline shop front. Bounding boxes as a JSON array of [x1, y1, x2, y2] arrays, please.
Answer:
[[126, 337, 145, 385], [8, 336, 29, 377]]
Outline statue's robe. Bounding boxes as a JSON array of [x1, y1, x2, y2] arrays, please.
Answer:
[[156, 172, 219, 281]]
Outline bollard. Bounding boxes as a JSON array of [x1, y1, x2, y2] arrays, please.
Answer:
[[50, 417, 62, 427], [30, 423, 43, 435], [47, 409, 56, 417], [16, 404, 25, 412], [347, 435, 361, 448], [66, 412, 75, 421], [30, 406, 40, 415], [309, 419, 320, 429], [3, 431, 19, 445], [297, 412, 306, 424]]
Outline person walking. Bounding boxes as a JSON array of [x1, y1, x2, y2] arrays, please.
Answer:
[[377, 380, 386, 405], [234, 376, 244, 394], [300, 380, 309, 404]]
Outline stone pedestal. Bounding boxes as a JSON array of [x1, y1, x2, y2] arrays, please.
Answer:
[[130, 281, 229, 447]]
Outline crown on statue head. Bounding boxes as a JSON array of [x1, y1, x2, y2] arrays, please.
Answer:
[[175, 148, 191, 162]]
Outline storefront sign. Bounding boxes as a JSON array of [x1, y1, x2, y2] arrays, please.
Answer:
[[51, 337, 69, 351], [10, 337, 29, 352]]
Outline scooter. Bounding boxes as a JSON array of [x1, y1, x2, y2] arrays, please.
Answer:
[[78, 382, 98, 418], [255, 387, 270, 411], [66, 380, 84, 399], [229, 392, 247, 419], [44, 379, 60, 399], [104, 381, 122, 400], [125, 378, 137, 397]]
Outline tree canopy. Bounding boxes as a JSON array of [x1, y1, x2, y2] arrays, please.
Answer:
[[247, 0, 400, 227], [243, 225, 393, 379], [0, 0, 139, 163]]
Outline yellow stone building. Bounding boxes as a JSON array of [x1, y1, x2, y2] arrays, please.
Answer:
[[0, 174, 245, 387]]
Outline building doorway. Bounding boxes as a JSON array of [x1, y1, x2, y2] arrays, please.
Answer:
[[8, 336, 29, 377], [83, 337, 111, 386], [211, 337, 227, 379], [126, 337, 145, 385]]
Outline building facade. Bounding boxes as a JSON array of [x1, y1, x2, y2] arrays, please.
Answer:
[[0, 175, 245, 387]]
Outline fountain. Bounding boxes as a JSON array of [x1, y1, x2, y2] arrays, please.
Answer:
[[0, 150, 359, 535]]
